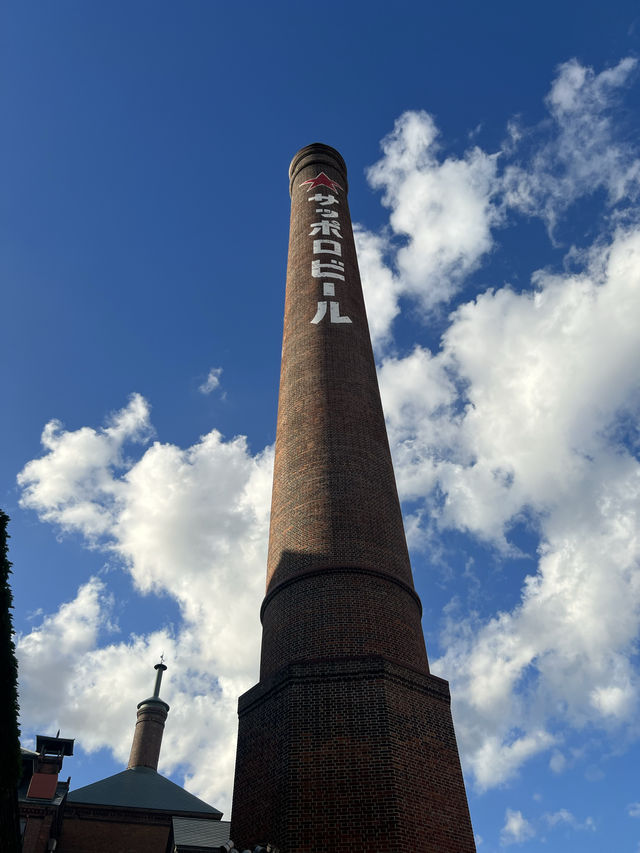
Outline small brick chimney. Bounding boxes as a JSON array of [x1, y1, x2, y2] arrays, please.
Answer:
[[127, 661, 169, 771]]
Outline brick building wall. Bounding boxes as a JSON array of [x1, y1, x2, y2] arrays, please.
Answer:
[[61, 808, 170, 853], [21, 813, 54, 853]]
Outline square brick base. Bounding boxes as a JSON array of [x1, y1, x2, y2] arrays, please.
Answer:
[[231, 657, 475, 852]]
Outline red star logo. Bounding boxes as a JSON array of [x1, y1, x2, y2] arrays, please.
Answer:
[[299, 172, 343, 193]]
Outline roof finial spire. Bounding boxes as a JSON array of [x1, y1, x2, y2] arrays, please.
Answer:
[[153, 655, 167, 699]]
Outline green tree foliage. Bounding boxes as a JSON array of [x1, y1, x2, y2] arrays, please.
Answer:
[[0, 510, 22, 852]]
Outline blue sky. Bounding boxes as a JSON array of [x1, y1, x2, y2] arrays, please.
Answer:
[[3, 2, 640, 849]]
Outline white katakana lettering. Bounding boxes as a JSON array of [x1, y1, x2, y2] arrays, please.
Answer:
[[311, 259, 345, 280], [311, 301, 327, 324], [309, 220, 342, 238], [310, 301, 352, 325], [330, 301, 352, 323], [313, 239, 341, 257], [307, 193, 339, 206]]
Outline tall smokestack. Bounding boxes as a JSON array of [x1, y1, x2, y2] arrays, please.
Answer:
[[230, 144, 476, 851]]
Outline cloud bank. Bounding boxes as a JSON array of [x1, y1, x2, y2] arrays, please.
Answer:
[[17, 396, 272, 811], [362, 57, 640, 789]]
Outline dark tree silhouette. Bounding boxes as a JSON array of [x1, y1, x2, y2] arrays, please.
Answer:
[[0, 511, 22, 853]]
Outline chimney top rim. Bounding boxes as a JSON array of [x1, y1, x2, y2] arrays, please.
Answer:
[[136, 697, 170, 712], [289, 143, 348, 195]]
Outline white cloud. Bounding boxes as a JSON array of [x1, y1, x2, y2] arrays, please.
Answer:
[[17, 579, 113, 730], [500, 809, 535, 846], [357, 58, 639, 347], [199, 367, 223, 395], [380, 225, 640, 789], [502, 57, 640, 233], [543, 809, 595, 832], [549, 751, 565, 774], [628, 803, 640, 818], [353, 225, 402, 349], [469, 731, 556, 791], [372, 88, 640, 784], [382, 225, 640, 537], [498, 805, 594, 846], [355, 109, 500, 341], [17, 398, 273, 812], [17, 394, 152, 539]]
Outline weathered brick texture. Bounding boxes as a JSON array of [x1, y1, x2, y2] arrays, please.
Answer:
[[260, 564, 428, 679], [127, 699, 169, 771], [267, 145, 413, 595], [22, 814, 54, 853], [61, 809, 170, 853], [231, 144, 476, 852]]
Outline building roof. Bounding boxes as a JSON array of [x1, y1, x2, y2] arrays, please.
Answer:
[[67, 765, 222, 817], [172, 817, 231, 850]]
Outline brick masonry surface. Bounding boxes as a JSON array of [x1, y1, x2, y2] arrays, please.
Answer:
[[22, 814, 54, 853], [267, 145, 413, 594], [127, 700, 169, 770], [232, 658, 475, 851], [260, 564, 428, 679], [231, 144, 476, 852], [61, 809, 171, 853]]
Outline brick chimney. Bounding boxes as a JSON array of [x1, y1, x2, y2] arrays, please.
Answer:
[[127, 661, 169, 771], [230, 144, 476, 851]]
